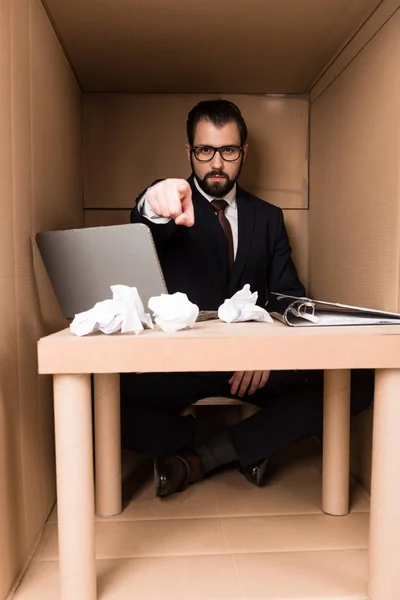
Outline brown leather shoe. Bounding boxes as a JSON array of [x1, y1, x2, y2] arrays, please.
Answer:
[[154, 448, 204, 498], [239, 455, 270, 487]]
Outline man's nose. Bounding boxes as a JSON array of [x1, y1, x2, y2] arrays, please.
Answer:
[[210, 149, 224, 169]]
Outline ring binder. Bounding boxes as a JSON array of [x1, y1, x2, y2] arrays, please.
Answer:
[[267, 292, 400, 326]]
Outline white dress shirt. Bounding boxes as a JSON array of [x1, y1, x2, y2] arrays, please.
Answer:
[[138, 178, 239, 257]]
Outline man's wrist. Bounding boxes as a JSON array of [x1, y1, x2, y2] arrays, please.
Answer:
[[138, 190, 171, 224]]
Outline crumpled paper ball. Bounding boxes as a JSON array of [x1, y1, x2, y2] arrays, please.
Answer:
[[148, 292, 199, 332], [70, 285, 153, 336], [218, 284, 273, 323]]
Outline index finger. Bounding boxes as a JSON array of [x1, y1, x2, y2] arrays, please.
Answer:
[[175, 185, 194, 227]]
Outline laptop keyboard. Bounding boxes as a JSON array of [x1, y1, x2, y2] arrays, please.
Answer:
[[196, 310, 219, 322]]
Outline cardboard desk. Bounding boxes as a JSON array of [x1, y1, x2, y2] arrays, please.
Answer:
[[38, 321, 400, 600]]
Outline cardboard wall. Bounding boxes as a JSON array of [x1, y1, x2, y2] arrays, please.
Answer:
[[82, 94, 310, 286], [309, 7, 400, 492], [0, 1, 82, 597], [1, 3, 395, 594]]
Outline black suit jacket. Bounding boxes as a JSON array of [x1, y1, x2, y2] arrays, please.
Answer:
[[130, 175, 305, 310]]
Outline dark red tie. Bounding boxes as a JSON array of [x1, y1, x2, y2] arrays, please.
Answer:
[[211, 199, 234, 273]]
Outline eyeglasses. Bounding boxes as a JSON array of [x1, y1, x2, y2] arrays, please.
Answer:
[[191, 145, 243, 162]]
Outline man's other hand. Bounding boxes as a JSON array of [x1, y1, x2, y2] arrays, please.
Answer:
[[229, 370, 271, 398], [147, 179, 194, 227]]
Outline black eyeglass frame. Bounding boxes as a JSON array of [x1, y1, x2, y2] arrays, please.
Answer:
[[190, 145, 243, 162]]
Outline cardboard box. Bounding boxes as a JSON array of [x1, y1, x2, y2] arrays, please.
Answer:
[[1, 0, 399, 598]]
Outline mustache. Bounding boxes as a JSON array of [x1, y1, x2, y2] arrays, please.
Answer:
[[205, 170, 228, 179]]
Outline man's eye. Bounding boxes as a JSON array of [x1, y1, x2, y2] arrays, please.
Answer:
[[201, 147, 212, 154], [223, 147, 235, 155]]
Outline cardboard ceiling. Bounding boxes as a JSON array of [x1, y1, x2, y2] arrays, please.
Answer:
[[42, 0, 383, 93]]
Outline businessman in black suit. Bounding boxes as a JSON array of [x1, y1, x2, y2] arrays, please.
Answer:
[[122, 99, 372, 497]]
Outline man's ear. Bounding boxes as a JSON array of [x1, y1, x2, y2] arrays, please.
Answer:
[[185, 144, 191, 163], [242, 143, 249, 163]]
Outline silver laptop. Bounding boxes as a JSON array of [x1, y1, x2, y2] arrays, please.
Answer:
[[36, 223, 217, 321]]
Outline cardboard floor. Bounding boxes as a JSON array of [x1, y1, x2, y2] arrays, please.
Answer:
[[13, 440, 370, 599]]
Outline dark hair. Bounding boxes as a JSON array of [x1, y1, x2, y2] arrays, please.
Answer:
[[186, 100, 248, 146]]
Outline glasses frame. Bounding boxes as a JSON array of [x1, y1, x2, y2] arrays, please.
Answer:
[[191, 145, 243, 162]]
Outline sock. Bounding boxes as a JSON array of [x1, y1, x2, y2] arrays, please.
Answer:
[[194, 432, 237, 474]]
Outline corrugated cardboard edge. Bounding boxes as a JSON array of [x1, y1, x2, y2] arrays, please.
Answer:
[[309, 0, 400, 102]]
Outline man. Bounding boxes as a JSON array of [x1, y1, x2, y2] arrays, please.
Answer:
[[122, 99, 372, 498]]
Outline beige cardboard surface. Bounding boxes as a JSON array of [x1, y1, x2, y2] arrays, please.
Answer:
[[38, 321, 400, 374], [11, 0, 43, 562], [84, 210, 130, 228], [0, 3, 27, 598], [2, 0, 397, 596], [35, 513, 369, 560], [309, 9, 400, 494], [309, 10, 400, 311], [16, 441, 370, 599], [43, 0, 381, 93], [310, 0, 400, 100], [83, 94, 309, 210], [0, 1, 82, 598], [12, 551, 369, 600]]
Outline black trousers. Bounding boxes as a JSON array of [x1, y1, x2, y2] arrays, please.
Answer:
[[120, 369, 374, 468]]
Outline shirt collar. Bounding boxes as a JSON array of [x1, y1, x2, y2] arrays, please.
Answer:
[[194, 176, 236, 207]]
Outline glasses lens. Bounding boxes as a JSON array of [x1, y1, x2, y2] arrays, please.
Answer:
[[194, 146, 215, 162], [220, 146, 241, 161]]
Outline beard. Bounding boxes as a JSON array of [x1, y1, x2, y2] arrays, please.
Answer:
[[191, 157, 244, 198]]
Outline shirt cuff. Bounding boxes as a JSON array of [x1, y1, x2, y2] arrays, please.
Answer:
[[137, 192, 171, 224]]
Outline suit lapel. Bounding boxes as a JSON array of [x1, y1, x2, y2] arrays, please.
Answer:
[[229, 187, 255, 294]]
